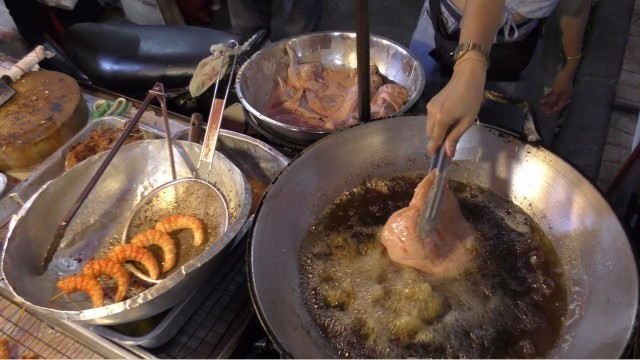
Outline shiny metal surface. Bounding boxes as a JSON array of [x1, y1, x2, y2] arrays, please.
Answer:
[[43, 82, 177, 274], [88, 129, 290, 349], [236, 31, 425, 146], [0, 172, 6, 197], [418, 141, 451, 238], [1, 139, 251, 325], [0, 116, 190, 228], [123, 177, 230, 284], [249, 115, 638, 358]]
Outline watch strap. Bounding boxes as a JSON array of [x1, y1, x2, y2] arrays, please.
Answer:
[[454, 42, 490, 64]]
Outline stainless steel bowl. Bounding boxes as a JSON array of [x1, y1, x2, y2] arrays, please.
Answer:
[[1, 140, 251, 325], [236, 31, 426, 146]]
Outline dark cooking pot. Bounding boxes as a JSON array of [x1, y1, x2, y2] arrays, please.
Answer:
[[248, 115, 638, 358]]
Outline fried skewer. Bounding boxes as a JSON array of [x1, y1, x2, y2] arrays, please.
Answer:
[[107, 244, 160, 280], [56, 274, 104, 308], [0, 338, 10, 359], [82, 259, 130, 303], [130, 229, 177, 273], [155, 214, 205, 247]]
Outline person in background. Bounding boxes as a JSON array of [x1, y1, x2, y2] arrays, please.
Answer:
[[227, 0, 320, 41], [409, 0, 592, 157]]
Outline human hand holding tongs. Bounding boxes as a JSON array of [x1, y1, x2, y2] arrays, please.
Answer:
[[418, 131, 453, 239]]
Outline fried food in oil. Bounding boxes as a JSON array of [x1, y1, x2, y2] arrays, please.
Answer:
[[107, 244, 160, 280], [0, 338, 9, 359], [130, 229, 177, 273], [380, 171, 477, 277], [155, 214, 205, 247], [56, 274, 105, 308], [82, 259, 131, 303]]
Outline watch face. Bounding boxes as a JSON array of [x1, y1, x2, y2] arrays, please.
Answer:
[[453, 45, 466, 61]]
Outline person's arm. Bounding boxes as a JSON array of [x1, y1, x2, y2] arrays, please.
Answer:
[[540, 0, 591, 114], [426, 0, 504, 157]]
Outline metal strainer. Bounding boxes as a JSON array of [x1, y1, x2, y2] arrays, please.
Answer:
[[123, 40, 241, 283]]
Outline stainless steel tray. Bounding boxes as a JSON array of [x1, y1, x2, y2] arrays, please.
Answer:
[[85, 127, 289, 350], [0, 110, 288, 356]]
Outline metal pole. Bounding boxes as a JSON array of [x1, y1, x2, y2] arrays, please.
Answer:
[[355, 0, 371, 123]]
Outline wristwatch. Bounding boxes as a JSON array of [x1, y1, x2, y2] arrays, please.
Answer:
[[453, 42, 490, 65]]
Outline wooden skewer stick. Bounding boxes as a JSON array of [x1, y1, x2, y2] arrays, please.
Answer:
[[48, 292, 65, 302], [66, 294, 82, 311], [50, 292, 84, 311], [10, 303, 26, 337]]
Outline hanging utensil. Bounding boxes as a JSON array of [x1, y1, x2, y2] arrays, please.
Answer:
[[41, 82, 176, 274], [122, 40, 241, 283]]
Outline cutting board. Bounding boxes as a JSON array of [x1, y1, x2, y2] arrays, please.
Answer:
[[0, 70, 88, 171]]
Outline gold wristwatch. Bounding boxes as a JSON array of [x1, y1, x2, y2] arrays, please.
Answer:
[[453, 42, 490, 66]]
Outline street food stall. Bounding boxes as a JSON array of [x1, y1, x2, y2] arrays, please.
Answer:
[[0, 1, 637, 358]]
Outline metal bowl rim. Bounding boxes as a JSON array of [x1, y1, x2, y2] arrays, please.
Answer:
[[235, 31, 426, 135]]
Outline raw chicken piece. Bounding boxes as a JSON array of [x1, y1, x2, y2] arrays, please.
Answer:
[[380, 172, 477, 277], [371, 84, 410, 119], [349, 64, 384, 93], [286, 44, 326, 91], [263, 45, 410, 129]]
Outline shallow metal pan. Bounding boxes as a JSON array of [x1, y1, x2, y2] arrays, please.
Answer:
[[1, 139, 251, 325]]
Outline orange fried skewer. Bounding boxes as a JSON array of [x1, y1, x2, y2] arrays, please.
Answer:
[[0, 338, 10, 359], [130, 229, 177, 273], [155, 214, 205, 247], [82, 259, 130, 303], [56, 274, 104, 308], [107, 244, 160, 280]]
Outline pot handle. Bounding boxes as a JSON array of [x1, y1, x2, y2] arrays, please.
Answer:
[[479, 90, 543, 144]]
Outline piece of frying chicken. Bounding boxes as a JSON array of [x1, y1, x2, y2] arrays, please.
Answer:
[[380, 171, 477, 277]]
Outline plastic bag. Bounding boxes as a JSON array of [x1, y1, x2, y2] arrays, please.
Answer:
[[120, 0, 165, 25], [35, 0, 79, 10]]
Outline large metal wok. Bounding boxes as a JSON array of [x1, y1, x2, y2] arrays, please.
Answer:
[[1, 139, 251, 325], [236, 31, 425, 146], [248, 115, 638, 358]]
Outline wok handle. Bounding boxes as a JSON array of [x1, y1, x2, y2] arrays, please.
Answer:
[[189, 112, 203, 143], [481, 90, 543, 144]]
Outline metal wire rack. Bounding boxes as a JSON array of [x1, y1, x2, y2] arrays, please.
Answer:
[[0, 296, 100, 359], [151, 240, 253, 358]]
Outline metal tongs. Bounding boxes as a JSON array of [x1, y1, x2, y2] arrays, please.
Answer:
[[418, 141, 452, 239], [41, 83, 176, 274]]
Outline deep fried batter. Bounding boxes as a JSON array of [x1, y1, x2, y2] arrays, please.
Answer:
[[0, 338, 10, 359], [56, 274, 105, 308], [131, 229, 177, 273], [65, 126, 144, 171], [155, 214, 205, 247], [107, 244, 160, 280], [82, 259, 131, 303]]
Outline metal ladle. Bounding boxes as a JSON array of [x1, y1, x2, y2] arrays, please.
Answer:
[[122, 40, 241, 283]]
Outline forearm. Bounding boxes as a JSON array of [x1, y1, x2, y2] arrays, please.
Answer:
[[559, 0, 592, 74], [459, 0, 505, 50]]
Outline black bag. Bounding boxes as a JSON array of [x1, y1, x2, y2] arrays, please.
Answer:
[[427, 0, 542, 82]]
